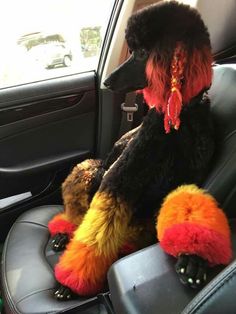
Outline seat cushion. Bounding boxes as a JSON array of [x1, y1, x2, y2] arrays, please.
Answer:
[[1, 206, 107, 314], [2, 205, 236, 314]]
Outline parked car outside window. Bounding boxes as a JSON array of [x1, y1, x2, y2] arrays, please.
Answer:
[[0, 0, 115, 89], [27, 42, 73, 69]]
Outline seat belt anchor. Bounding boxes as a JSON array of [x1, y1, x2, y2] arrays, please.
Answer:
[[121, 103, 138, 122]]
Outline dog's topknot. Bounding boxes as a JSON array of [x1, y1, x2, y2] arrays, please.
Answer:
[[125, 1, 211, 52]]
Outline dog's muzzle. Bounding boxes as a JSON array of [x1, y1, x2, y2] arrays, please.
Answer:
[[103, 53, 148, 93]]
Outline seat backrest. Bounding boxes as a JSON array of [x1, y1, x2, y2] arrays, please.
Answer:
[[196, 0, 236, 63], [203, 64, 236, 218]]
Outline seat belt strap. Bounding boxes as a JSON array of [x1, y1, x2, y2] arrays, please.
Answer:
[[119, 92, 138, 138]]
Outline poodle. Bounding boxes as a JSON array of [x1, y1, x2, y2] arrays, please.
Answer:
[[48, 1, 232, 300]]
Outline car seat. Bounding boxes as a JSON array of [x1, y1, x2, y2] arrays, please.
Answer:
[[1, 1, 236, 313], [108, 63, 236, 314]]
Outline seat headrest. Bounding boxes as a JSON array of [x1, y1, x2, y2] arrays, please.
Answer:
[[209, 64, 236, 139], [195, 0, 236, 59], [204, 64, 236, 217]]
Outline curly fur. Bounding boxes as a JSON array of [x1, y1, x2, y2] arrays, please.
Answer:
[[48, 159, 104, 237], [126, 1, 213, 124], [160, 222, 232, 266], [101, 94, 215, 218], [157, 184, 232, 265], [125, 1, 210, 52]]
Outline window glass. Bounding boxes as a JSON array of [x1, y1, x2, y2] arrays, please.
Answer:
[[0, 0, 115, 88]]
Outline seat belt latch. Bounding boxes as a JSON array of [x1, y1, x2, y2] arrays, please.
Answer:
[[121, 103, 138, 122]]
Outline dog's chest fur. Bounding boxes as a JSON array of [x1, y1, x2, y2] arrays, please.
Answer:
[[102, 95, 215, 219]]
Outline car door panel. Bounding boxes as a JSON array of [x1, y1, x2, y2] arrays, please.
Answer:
[[0, 94, 84, 126], [0, 72, 97, 212]]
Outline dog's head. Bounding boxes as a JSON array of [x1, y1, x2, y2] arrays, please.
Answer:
[[104, 1, 213, 132]]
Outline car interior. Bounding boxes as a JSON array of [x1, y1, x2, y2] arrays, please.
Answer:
[[0, 0, 236, 313]]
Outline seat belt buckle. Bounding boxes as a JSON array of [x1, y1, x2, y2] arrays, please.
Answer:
[[121, 103, 138, 122]]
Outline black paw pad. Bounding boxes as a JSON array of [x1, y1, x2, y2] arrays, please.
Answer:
[[55, 285, 76, 300], [175, 254, 207, 289], [51, 233, 69, 252]]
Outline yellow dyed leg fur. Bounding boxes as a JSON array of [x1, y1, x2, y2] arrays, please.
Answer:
[[55, 191, 132, 296]]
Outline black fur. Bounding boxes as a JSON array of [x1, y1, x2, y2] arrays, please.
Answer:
[[103, 126, 141, 169], [126, 1, 211, 53], [100, 92, 215, 218], [102, 2, 214, 218], [104, 52, 148, 92], [104, 1, 211, 94]]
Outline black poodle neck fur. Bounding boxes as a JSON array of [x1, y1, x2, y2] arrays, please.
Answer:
[[101, 93, 215, 218]]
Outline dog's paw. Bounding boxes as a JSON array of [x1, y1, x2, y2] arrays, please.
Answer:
[[54, 285, 76, 300], [175, 254, 207, 288], [51, 233, 69, 252]]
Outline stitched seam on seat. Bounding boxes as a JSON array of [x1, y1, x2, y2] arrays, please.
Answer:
[[15, 205, 62, 223], [44, 234, 56, 274], [223, 129, 236, 144], [4, 228, 56, 307], [2, 206, 62, 313], [184, 266, 236, 312], [45, 297, 98, 314], [187, 264, 236, 311], [15, 205, 63, 228], [183, 264, 236, 313], [16, 288, 98, 313], [2, 231, 22, 314], [15, 220, 49, 229], [223, 186, 236, 214], [11, 221, 57, 276], [16, 287, 55, 304], [194, 270, 236, 314]]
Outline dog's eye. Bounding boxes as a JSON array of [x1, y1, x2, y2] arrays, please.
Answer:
[[140, 49, 146, 56], [137, 49, 148, 59], [129, 49, 133, 54]]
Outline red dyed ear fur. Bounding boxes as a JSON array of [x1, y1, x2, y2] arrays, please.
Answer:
[[142, 45, 213, 113], [142, 52, 169, 111], [182, 47, 213, 104]]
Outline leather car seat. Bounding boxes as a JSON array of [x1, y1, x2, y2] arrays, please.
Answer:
[[1, 206, 109, 314]]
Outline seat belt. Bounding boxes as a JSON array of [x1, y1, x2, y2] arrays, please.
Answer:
[[119, 92, 148, 138], [118, 92, 138, 138]]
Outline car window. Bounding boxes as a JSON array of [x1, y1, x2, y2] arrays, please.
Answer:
[[0, 0, 115, 89]]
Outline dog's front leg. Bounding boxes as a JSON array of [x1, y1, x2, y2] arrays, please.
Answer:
[[53, 109, 164, 297]]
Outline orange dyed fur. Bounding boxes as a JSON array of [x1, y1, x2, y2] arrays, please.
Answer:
[[157, 185, 230, 241], [55, 240, 115, 295], [55, 191, 156, 295]]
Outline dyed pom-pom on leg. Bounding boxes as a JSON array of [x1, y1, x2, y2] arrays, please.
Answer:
[[157, 185, 232, 288]]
